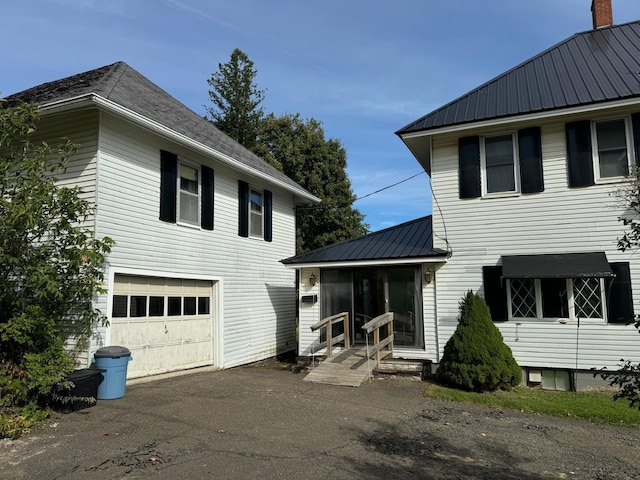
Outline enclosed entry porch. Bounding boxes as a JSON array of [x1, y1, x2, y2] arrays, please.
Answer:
[[280, 216, 448, 364]]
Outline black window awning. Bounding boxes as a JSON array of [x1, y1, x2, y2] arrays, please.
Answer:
[[501, 252, 614, 279]]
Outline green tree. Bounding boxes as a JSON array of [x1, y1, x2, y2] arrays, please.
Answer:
[[0, 101, 113, 436], [597, 167, 640, 408], [254, 113, 368, 253], [436, 291, 521, 392], [206, 48, 265, 150]]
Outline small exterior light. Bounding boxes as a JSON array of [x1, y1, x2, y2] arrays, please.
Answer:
[[309, 272, 317, 286], [424, 270, 434, 284]]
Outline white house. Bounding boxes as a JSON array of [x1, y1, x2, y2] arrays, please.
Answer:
[[5, 62, 319, 378], [286, 0, 640, 388]]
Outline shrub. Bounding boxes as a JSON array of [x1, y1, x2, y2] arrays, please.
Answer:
[[436, 291, 521, 392]]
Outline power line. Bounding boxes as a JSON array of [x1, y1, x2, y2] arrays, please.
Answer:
[[296, 170, 427, 211], [354, 171, 426, 202]]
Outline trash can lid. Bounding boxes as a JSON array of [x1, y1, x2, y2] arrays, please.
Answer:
[[94, 346, 131, 358]]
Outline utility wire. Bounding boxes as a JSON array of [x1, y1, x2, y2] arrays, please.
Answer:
[[296, 170, 426, 211], [354, 171, 426, 202]]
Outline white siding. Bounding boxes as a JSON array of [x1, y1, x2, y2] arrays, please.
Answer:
[[91, 112, 297, 370], [34, 111, 100, 365], [430, 105, 640, 370]]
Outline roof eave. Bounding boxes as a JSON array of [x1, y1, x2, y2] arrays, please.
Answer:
[[281, 255, 448, 269], [40, 94, 321, 203], [399, 96, 640, 139]]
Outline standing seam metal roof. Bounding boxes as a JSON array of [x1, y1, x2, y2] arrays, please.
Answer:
[[3, 62, 314, 198], [397, 21, 640, 135], [281, 216, 447, 264]]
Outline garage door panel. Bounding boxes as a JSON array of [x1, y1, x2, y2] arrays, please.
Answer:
[[111, 274, 215, 378]]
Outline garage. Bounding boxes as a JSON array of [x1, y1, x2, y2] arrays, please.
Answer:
[[109, 274, 216, 378]]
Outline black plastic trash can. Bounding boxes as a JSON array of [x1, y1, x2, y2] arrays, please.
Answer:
[[54, 368, 106, 412], [94, 346, 132, 400]]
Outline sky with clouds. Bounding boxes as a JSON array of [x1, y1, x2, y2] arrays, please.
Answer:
[[2, 0, 639, 232]]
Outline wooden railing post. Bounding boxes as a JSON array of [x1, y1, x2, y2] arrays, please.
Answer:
[[343, 313, 350, 348]]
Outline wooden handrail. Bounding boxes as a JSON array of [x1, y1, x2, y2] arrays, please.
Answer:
[[361, 312, 394, 368], [310, 312, 350, 358]]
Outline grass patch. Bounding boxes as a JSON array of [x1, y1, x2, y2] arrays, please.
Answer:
[[423, 383, 640, 427]]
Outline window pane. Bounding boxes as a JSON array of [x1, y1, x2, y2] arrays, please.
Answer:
[[168, 297, 181, 316], [510, 279, 536, 318], [596, 120, 628, 178], [112, 295, 128, 318], [573, 278, 603, 319], [180, 192, 199, 224], [485, 135, 515, 193], [180, 164, 198, 193], [250, 190, 262, 213], [250, 212, 263, 237], [130, 296, 147, 317], [541, 278, 569, 318], [184, 297, 196, 315], [198, 297, 210, 315], [149, 296, 164, 316]]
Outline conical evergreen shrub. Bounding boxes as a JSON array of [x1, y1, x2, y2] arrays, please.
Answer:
[[436, 291, 521, 392]]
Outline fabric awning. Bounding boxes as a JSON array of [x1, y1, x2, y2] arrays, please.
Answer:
[[501, 252, 614, 279]]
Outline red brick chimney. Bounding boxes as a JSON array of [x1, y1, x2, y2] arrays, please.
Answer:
[[591, 0, 613, 29]]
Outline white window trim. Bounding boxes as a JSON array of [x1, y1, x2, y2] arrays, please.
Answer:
[[480, 132, 521, 198], [249, 187, 264, 239], [177, 159, 201, 228], [506, 278, 606, 323], [591, 116, 635, 183]]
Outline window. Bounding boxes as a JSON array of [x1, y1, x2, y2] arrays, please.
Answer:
[[149, 296, 164, 316], [168, 297, 182, 316], [130, 296, 147, 317], [178, 162, 200, 225], [508, 278, 603, 321], [592, 118, 632, 179], [112, 295, 128, 318], [198, 297, 210, 314], [160, 150, 214, 230], [250, 188, 263, 237], [482, 133, 518, 194], [458, 128, 542, 199], [238, 181, 273, 241], [566, 117, 638, 187], [484, 262, 633, 324], [183, 297, 197, 315]]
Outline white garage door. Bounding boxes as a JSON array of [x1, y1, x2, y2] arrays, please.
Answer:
[[110, 274, 215, 378]]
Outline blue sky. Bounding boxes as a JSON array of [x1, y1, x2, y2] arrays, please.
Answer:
[[2, 1, 639, 232]]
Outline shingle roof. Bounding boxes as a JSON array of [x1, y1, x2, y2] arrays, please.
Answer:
[[4, 62, 315, 199], [397, 20, 640, 135], [281, 216, 447, 265]]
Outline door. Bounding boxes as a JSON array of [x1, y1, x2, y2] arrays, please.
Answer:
[[110, 274, 215, 378]]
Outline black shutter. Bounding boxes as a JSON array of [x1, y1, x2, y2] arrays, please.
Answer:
[[160, 150, 177, 223], [459, 136, 481, 199], [238, 180, 249, 237], [632, 113, 640, 167], [201, 166, 214, 231], [264, 190, 273, 242], [607, 262, 634, 324], [482, 266, 508, 322], [565, 120, 594, 187], [518, 127, 544, 193]]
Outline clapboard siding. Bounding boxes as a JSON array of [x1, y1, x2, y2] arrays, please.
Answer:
[[430, 105, 640, 370], [31, 111, 100, 365], [94, 112, 297, 369]]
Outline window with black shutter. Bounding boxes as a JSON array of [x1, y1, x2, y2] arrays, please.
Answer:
[[607, 262, 634, 324]]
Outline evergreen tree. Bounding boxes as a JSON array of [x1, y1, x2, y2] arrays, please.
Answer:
[[436, 291, 521, 392], [206, 48, 265, 150], [254, 113, 368, 253]]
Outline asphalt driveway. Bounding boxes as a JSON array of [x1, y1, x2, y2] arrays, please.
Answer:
[[1, 363, 640, 479]]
